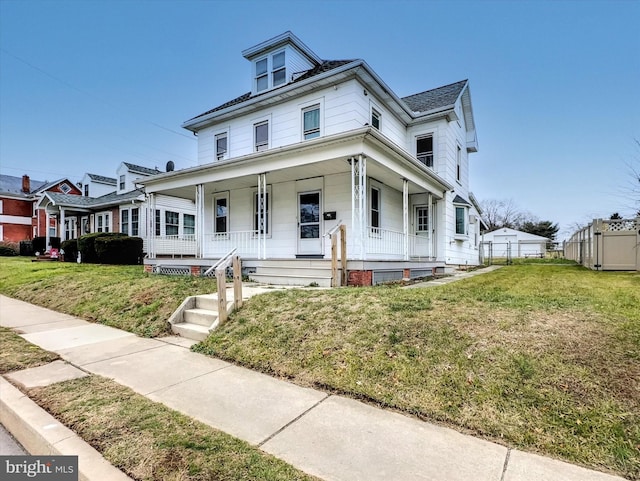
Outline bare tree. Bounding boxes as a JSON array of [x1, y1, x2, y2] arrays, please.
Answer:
[[480, 198, 533, 231], [619, 138, 640, 216]]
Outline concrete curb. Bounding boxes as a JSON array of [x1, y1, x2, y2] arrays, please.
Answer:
[[0, 376, 132, 481]]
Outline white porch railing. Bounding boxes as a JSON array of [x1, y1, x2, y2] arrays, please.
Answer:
[[365, 227, 433, 259], [153, 235, 197, 256], [203, 231, 259, 258]]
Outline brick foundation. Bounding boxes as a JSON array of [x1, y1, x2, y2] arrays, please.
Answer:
[[143, 265, 153, 274], [348, 270, 372, 286], [190, 265, 201, 276]]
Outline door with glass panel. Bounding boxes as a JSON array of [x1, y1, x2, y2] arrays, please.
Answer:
[[297, 191, 322, 255]]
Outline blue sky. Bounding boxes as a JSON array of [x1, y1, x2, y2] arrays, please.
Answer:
[[1, 0, 638, 238]]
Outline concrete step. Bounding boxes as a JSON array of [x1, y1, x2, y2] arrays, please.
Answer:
[[254, 266, 334, 277], [249, 273, 332, 287], [184, 308, 218, 327], [171, 322, 210, 342], [195, 294, 234, 312]]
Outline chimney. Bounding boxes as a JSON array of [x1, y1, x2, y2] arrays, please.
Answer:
[[22, 175, 31, 193]]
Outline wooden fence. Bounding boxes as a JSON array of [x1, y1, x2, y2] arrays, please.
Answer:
[[564, 218, 640, 271]]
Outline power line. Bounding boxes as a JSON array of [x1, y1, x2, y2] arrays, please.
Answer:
[[0, 47, 196, 142]]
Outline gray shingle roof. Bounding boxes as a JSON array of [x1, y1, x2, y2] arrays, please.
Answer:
[[87, 173, 117, 184], [123, 163, 161, 175], [0, 174, 46, 196], [452, 194, 472, 206], [45, 189, 145, 208], [401, 80, 467, 113], [187, 60, 355, 122]]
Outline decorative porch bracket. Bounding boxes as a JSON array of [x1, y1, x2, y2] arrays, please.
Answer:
[[351, 155, 366, 260]]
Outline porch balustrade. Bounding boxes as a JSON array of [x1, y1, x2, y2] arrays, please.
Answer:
[[152, 235, 197, 256], [203, 231, 260, 258], [365, 227, 433, 259]]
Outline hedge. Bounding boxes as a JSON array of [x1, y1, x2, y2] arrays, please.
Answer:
[[95, 235, 143, 265], [60, 239, 78, 262], [32, 236, 60, 254]]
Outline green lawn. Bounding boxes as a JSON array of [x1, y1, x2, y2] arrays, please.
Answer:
[[0, 258, 216, 337], [1, 257, 638, 478]]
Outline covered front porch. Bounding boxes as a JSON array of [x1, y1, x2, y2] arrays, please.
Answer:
[[141, 129, 451, 285]]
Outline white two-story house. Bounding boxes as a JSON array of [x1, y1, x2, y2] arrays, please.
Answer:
[[140, 32, 484, 285]]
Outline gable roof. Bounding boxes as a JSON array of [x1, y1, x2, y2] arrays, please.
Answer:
[[484, 227, 552, 241], [40, 188, 145, 210], [122, 162, 161, 176], [0, 174, 46, 196], [87, 173, 117, 185], [402, 80, 468, 114]]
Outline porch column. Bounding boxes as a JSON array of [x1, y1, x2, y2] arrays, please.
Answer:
[[195, 184, 204, 258], [60, 208, 66, 241], [351, 155, 366, 260], [45, 211, 51, 251], [257, 173, 267, 259], [148, 193, 156, 259], [403, 179, 409, 261], [428, 193, 433, 259]]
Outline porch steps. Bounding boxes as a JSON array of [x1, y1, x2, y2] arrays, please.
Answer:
[[169, 293, 235, 342]]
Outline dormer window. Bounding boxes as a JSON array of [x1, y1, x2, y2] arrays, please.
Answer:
[[256, 58, 268, 92], [59, 183, 71, 194], [272, 51, 286, 86], [119, 175, 125, 190], [254, 51, 286, 93]]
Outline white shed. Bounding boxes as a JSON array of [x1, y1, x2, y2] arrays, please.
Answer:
[[482, 227, 550, 258]]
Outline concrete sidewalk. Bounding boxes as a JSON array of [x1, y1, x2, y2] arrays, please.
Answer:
[[0, 294, 626, 481]]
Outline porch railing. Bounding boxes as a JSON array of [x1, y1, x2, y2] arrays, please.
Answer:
[[203, 231, 259, 258], [153, 235, 196, 256], [365, 227, 433, 259]]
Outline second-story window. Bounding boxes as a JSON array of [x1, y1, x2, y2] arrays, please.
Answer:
[[456, 144, 462, 182], [84, 184, 89, 196], [371, 108, 381, 130], [215, 133, 228, 160], [255, 121, 269, 152], [256, 58, 268, 92], [416, 135, 434, 168], [119, 175, 125, 190], [272, 51, 286, 86], [303, 105, 320, 139]]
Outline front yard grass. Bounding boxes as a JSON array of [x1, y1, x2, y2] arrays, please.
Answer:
[[194, 265, 640, 479], [0, 257, 216, 337]]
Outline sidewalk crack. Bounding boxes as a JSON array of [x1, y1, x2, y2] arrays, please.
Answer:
[[257, 394, 330, 448], [500, 448, 512, 481]]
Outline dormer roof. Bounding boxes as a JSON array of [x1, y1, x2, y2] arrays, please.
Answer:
[[402, 80, 468, 114], [122, 162, 161, 176], [87, 173, 117, 185], [241, 31, 322, 65]]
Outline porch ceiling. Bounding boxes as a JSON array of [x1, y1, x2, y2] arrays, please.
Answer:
[[157, 156, 434, 201]]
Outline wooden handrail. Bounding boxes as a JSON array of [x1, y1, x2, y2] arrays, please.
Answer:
[[203, 248, 237, 277]]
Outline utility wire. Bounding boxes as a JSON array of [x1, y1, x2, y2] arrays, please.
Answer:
[[0, 47, 196, 142]]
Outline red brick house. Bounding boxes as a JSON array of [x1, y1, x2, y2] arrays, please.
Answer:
[[0, 174, 81, 243]]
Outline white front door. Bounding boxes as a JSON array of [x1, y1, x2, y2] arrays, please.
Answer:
[[297, 191, 322, 256], [414, 205, 435, 257]]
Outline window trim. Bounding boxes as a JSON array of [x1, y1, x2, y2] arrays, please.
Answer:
[[302, 104, 321, 140], [416, 133, 434, 168], [254, 120, 270, 152], [456, 144, 462, 183], [454, 205, 468, 237], [119, 175, 125, 190], [59, 183, 71, 194], [183, 213, 195, 237], [165, 210, 179, 236], [371, 107, 381, 130], [213, 193, 229, 234], [271, 50, 286, 87], [215, 131, 228, 161], [255, 57, 268, 92], [369, 184, 381, 233]]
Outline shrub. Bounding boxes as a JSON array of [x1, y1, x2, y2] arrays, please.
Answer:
[[19, 240, 34, 256], [0, 243, 18, 256], [94, 235, 143, 265], [77, 232, 120, 263], [60, 239, 78, 262]]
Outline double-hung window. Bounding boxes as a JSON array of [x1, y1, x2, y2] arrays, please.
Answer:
[[131, 208, 139, 236], [255, 121, 268, 152], [455, 206, 467, 236], [155, 209, 161, 236], [370, 187, 380, 232], [416, 135, 434, 168], [214, 196, 228, 234], [256, 58, 268, 92], [215, 133, 228, 160], [272, 51, 286, 87], [165, 211, 179, 236], [121, 209, 129, 234], [119, 175, 125, 190], [183, 214, 195, 236], [303, 105, 320, 140]]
